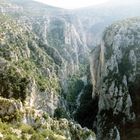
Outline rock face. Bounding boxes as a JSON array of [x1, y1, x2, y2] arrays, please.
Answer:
[[0, 8, 88, 116], [1, 0, 140, 140], [0, 0, 23, 13], [0, 97, 22, 121], [0, 15, 61, 116], [0, 0, 96, 140], [90, 18, 140, 140], [43, 118, 96, 140], [30, 16, 88, 93]]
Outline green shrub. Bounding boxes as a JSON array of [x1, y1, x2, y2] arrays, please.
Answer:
[[54, 107, 67, 119], [30, 133, 44, 140], [0, 65, 29, 102], [5, 134, 19, 140], [40, 129, 55, 139], [67, 74, 84, 103], [42, 113, 49, 120], [19, 124, 35, 134]]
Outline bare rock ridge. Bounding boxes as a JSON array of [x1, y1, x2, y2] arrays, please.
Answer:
[[90, 18, 140, 140]]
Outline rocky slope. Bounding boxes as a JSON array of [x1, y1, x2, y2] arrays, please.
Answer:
[[0, 14, 61, 115], [0, 0, 96, 140], [0, 0, 90, 113], [1, 0, 140, 140], [90, 18, 140, 140]]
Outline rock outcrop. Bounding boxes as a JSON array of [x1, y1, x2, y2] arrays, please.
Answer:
[[2, 0, 140, 140], [0, 1, 95, 140], [30, 16, 89, 93], [0, 97, 23, 122], [0, 15, 61, 115], [91, 18, 140, 140]]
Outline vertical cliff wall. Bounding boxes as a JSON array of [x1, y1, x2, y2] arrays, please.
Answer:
[[90, 18, 140, 140]]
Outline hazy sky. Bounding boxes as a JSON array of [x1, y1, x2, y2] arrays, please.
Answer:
[[34, 0, 110, 9], [33, 0, 140, 9]]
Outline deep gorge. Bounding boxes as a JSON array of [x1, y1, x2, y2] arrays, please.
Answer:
[[0, 0, 140, 140]]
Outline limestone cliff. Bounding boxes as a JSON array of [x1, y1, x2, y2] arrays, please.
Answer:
[[0, 1, 95, 140], [91, 18, 140, 140], [0, 14, 61, 116], [0, 0, 90, 115], [30, 16, 89, 93], [2, 0, 140, 140]]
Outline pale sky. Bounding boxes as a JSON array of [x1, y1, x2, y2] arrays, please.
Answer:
[[33, 0, 110, 9]]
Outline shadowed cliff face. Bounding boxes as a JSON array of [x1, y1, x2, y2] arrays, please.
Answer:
[[90, 18, 140, 140]]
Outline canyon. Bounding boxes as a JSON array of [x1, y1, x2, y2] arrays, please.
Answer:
[[0, 0, 140, 140]]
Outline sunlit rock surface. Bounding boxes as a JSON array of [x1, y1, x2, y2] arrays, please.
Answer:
[[91, 18, 140, 140]]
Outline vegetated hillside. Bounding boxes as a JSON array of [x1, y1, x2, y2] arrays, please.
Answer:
[[1, 0, 140, 140], [0, 13, 62, 112], [0, 1, 96, 140], [0, 0, 89, 111], [90, 17, 140, 140]]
